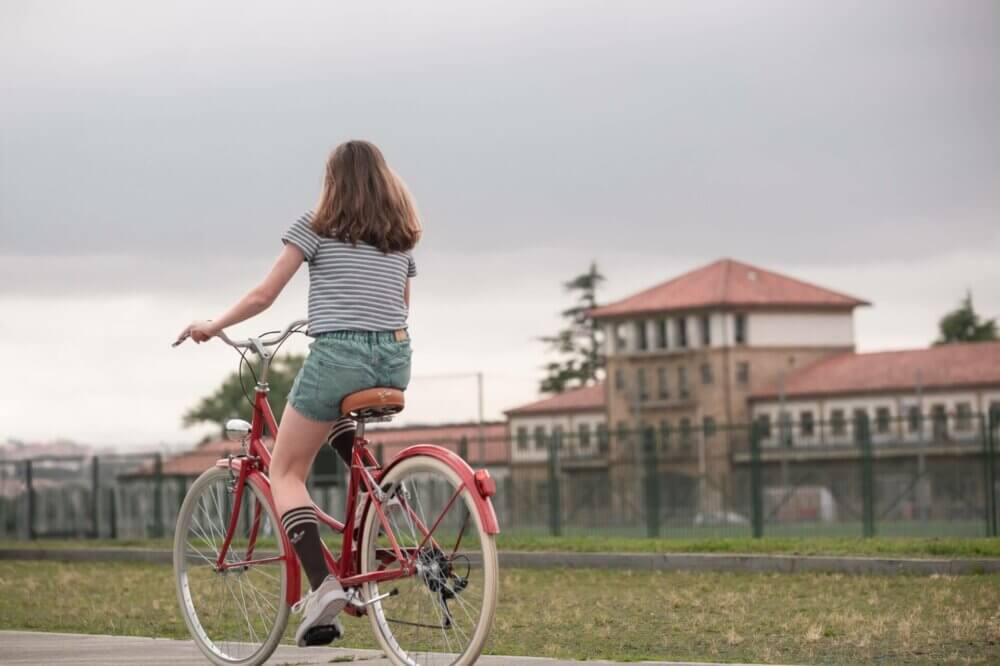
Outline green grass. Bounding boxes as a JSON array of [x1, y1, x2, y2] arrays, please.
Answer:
[[1, 561, 998, 664], [4, 535, 1000, 558]]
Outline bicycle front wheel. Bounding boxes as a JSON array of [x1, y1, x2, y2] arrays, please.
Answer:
[[173, 466, 291, 666], [360, 454, 499, 666]]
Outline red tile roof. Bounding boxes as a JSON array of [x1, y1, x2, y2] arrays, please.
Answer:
[[589, 258, 869, 319], [504, 383, 606, 416], [752, 342, 1000, 400], [366, 422, 510, 464], [129, 422, 510, 479], [126, 438, 274, 478]]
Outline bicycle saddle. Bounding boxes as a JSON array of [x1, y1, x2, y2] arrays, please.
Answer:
[[340, 387, 405, 419]]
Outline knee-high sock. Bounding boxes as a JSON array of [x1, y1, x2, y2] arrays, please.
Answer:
[[281, 506, 329, 590], [326, 417, 357, 466]]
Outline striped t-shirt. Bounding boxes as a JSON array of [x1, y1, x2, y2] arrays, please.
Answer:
[[282, 212, 417, 334]]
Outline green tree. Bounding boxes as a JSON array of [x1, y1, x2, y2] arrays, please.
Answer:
[[183, 354, 305, 436], [935, 292, 998, 345], [539, 262, 605, 393]]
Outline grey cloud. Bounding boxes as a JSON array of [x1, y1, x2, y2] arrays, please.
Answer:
[[1, 0, 998, 266]]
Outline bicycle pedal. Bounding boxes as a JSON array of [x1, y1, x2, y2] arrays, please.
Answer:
[[302, 623, 342, 646]]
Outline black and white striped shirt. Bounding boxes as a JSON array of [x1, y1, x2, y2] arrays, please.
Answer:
[[282, 212, 417, 334]]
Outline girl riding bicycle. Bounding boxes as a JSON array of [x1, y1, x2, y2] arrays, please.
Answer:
[[176, 140, 421, 647]]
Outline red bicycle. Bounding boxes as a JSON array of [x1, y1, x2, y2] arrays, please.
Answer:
[[172, 320, 500, 666]]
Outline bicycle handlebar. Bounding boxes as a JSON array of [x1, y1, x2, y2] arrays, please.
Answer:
[[174, 319, 308, 353]]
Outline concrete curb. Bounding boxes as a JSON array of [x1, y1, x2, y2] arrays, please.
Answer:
[[2, 547, 998, 575]]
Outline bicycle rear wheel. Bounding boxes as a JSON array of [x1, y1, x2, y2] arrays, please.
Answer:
[[359, 454, 498, 666], [173, 466, 291, 666]]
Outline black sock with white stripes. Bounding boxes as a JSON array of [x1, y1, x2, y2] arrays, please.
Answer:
[[281, 506, 329, 590], [326, 417, 357, 466]]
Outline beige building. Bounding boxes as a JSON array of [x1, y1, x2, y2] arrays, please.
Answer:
[[589, 258, 867, 486], [503, 383, 607, 523]]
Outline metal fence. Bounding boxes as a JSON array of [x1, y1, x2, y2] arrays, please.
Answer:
[[2, 411, 998, 541], [496, 410, 999, 539]]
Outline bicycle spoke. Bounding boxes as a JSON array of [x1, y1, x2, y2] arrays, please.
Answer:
[[362, 460, 495, 666], [176, 470, 288, 664]]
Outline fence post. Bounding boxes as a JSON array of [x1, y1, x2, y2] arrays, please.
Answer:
[[984, 412, 997, 538], [153, 453, 164, 539], [859, 421, 875, 538], [503, 475, 514, 528], [107, 487, 118, 539], [91, 456, 101, 538], [458, 437, 469, 462], [643, 427, 660, 538], [750, 423, 764, 539], [547, 432, 561, 536], [25, 459, 35, 540]]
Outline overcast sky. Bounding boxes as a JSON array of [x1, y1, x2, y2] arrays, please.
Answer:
[[2, 1, 998, 450]]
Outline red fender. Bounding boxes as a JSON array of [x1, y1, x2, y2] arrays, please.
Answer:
[[215, 458, 302, 606], [376, 445, 501, 534]]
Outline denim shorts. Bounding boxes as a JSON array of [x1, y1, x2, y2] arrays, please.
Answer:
[[287, 330, 412, 422]]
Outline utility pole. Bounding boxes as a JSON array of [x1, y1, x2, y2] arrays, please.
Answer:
[[477, 371, 485, 463], [916, 368, 929, 521]]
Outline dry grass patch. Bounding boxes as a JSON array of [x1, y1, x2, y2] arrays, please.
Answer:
[[0, 562, 998, 664]]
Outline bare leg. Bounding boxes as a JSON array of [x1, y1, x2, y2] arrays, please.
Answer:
[[271, 402, 334, 516]]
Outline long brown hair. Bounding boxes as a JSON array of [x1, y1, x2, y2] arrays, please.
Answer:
[[311, 140, 422, 253]]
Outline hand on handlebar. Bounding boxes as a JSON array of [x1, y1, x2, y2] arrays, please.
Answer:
[[174, 320, 219, 347]]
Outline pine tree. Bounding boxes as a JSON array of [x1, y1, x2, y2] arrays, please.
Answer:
[[935, 292, 998, 345], [539, 262, 606, 393]]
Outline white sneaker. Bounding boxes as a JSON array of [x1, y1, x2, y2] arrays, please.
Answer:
[[292, 575, 349, 647]]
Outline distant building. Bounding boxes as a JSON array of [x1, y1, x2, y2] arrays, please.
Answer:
[[503, 383, 607, 521], [750, 342, 1000, 449], [589, 258, 868, 510]]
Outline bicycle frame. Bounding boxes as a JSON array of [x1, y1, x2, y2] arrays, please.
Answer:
[[207, 382, 499, 608]]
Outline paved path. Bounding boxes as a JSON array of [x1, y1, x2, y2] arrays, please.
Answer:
[[0, 631, 766, 666], [3, 547, 997, 575]]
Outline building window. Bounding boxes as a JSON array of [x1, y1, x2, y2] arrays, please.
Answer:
[[553, 425, 564, 448], [597, 424, 609, 452], [516, 427, 528, 451], [642, 424, 656, 451], [578, 422, 591, 448], [614, 323, 627, 352], [614, 368, 625, 391], [616, 421, 629, 445], [678, 366, 689, 398], [990, 401, 1000, 426], [778, 411, 793, 447], [679, 417, 693, 450], [703, 416, 717, 439], [657, 366, 669, 399], [830, 409, 846, 436], [636, 321, 648, 351], [533, 426, 546, 450], [676, 318, 688, 348], [800, 411, 815, 437], [700, 315, 711, 346], [852, 409, 869, 443], [736, 362, 750, 386], [734, 313, 747, 345], [907, 406, 922, 433], [876, 407, 891, 434], [656, 320, 668, 349], [700, 362, 713, 385], [637, 367, 648, 401], [956, 403, 973, 432], [756, 414, 772, 439], [931, 404, 948, 440], [659, 420, 672, 450]]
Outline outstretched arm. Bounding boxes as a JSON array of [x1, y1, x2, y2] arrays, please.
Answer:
[[176, 244, 305, 344]]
